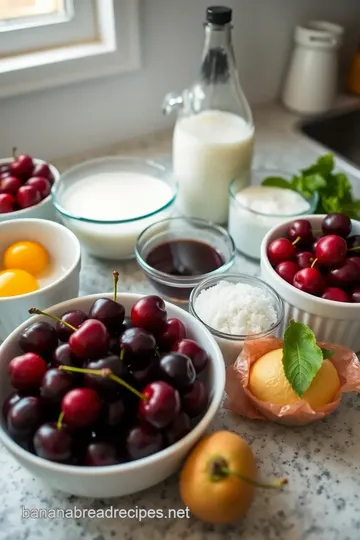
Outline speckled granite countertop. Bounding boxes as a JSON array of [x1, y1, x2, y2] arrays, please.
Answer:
[[3, 100, 360, 540]]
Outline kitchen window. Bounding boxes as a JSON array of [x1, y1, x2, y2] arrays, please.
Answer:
[[0, 0, 140, 98]]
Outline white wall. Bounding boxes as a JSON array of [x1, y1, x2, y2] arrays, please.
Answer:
[[1, 0, 360, 161]]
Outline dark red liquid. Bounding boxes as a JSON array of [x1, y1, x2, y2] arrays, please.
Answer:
[[145, 239, 225, 301]]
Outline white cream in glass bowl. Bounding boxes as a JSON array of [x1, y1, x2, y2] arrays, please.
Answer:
[[51, 157, 177, 260], [228, 170, 318, 260]]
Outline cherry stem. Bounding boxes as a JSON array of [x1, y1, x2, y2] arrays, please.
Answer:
[[348, 246, 360, 252], [57, 411, 64, 430], [12, 147, 17, 159], [58, 365, 146, 401], [208, 457, 287, 489], [292, 236, 301, 246], [120, 348, 125, 361], [311, 258, 318, 268], [113, 271, 119, 302], [29, 307, 77, 331]]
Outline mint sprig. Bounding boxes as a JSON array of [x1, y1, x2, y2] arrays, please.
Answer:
[[261, 153, 360, 220], [282, 320, 334, 397]]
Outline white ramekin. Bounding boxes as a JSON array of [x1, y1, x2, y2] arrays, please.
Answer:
[[0, 219, 81, 340], [261, 215, 360, 352]]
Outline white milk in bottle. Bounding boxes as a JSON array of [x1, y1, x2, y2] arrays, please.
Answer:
[[163, 6, 254, 224], [173, 110, 254, 223]]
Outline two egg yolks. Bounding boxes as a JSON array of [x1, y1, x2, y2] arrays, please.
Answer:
[[0, 241, 49, 297]]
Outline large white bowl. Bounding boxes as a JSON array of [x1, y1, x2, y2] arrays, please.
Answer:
[[0, 293, 225, 498], [261, 215, 360, 351], [0, 219, 81, 340], [0, 158, 60, 223]]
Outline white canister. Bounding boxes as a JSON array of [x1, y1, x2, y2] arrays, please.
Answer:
[[282, 21, 344, 115]]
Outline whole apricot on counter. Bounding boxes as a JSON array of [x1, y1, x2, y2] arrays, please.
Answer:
[[179, 430, 287, 524]]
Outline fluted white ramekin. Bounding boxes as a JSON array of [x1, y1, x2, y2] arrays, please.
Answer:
[[261, 215, 360, 352]]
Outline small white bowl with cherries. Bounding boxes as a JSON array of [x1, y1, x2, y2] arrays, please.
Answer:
[[0, 149, 60, 222], [261, 213, 360, 352]]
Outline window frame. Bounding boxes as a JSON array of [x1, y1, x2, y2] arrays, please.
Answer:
[[0, 0, 140, 98]]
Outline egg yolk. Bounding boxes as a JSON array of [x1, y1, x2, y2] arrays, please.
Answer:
[[0, 269, 39, 297], [3, 241, 49, 276]]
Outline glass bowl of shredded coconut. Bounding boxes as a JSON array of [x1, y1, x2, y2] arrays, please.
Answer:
[[189, 273, 284, 366]]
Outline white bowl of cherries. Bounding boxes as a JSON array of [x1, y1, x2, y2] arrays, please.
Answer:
[[0, 150, 60, 222], [261, 213, 360, 352], [0, 287, 225, 498]]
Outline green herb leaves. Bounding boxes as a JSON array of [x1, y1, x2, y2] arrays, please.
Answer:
[[261, 153, 360, 220], [282, 320, 334, 397]]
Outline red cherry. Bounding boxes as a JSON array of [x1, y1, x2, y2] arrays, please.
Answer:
[[69, 319, 110, 360], [10, 152, 33, 180], [0, 193, 16, 213], [328, 259, 359, 288], [315, 235, 347, 267], [16, 185, 41, 209], [61, 388, 102, 428], [322, 287, 350, 302], [139, 381, 180, 429], [267, 238, 296, 267], [287, 219, 313, 246], [275, 261, 299, 284], [131, 295, 167, 333], [8, 353, 48, 391], [182, 379, 208, 418], [293, 268, 325, 296], [0, 176, 22, 195], [296, 251, 316, 269], [156, 318, 186, 351], [32, 163, 53, 182], [26, 177, 51, 199]]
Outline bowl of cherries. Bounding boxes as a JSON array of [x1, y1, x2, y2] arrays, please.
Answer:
[[0, 278, 225, 498], [261, 213, 360, 351], [0, 149, 60, 222]]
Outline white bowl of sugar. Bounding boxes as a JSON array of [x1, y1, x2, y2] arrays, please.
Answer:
[[189, 273, 284, 366]]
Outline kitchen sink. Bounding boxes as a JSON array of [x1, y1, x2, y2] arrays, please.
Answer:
[[299, 108, 360, 169]]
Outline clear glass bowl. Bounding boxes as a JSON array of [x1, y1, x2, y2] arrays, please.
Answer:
[[51, 157, 177, 260], [228, 169, 319, 260], [189, 273, 284, 366], [135, 217, 235, 304]]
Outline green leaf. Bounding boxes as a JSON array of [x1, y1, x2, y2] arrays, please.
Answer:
[[261, 176, 295, 190], [302, 173, 327, 192], [321, 348, 335, 359], [301, 153, 334, 177], [282, 320, 323, 397]]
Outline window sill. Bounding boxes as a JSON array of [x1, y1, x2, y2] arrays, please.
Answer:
[[0, 0, 140, 98]]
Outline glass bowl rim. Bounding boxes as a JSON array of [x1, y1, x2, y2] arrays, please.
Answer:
[[189, 272, 285, 340], [51, 156, 178, 225], [135, 216, 236, 286], [228, 168, 319, 218]]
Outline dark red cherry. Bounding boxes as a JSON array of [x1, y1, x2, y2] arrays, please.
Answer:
[[19, 321, 58, 357], [55, 310, 88, 342], [33, 423, 73, 463], [126, 424, 163, 461], [172, 339, 209, 373], [131, 295, 167, 333]]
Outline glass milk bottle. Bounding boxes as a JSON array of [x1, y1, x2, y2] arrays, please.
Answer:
[[163, 6, 254, 224]]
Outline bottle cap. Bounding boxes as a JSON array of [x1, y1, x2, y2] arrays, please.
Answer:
[[206, 6, 232, 25]]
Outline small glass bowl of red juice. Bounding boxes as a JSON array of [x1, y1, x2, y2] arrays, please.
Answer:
[[135, 217, 235, 303]]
